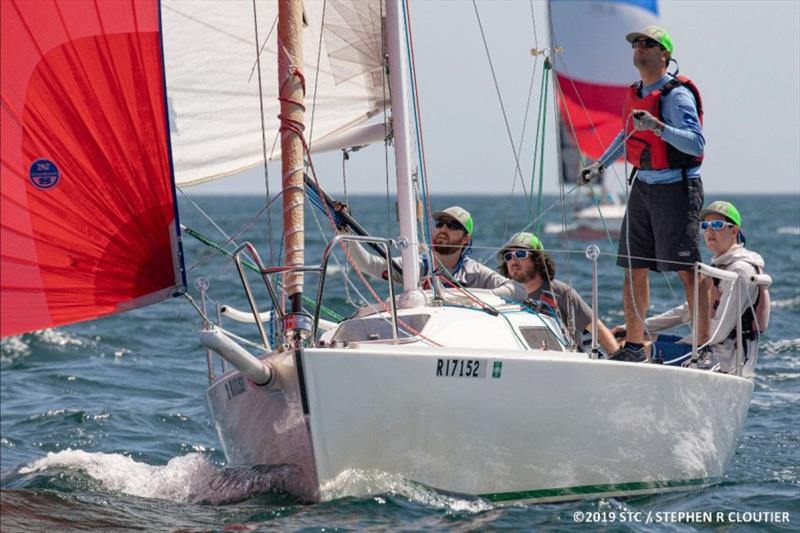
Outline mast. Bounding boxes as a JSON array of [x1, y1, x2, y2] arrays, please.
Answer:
[[278, 0, 308, 335], [386, 0, 420, 292]]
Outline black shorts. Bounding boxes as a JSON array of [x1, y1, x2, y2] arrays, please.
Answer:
[[616, 177, 703, 272]]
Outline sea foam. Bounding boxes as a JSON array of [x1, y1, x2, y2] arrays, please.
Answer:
[[18, 449, 294, 504]]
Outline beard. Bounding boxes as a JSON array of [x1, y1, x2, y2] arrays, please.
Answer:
[[509, 262, 537, 283], [433, 242, 461, 255]]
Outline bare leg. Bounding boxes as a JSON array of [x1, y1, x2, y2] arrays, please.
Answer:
[[678, 270, 709, 345], [623, 268, 650, 343]]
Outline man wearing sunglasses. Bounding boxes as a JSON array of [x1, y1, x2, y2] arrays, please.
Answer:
[[614, 201, 770, 372], [341, 205, 527, 300], [579, 25, 708, 362], [496, 232, 620, 354]]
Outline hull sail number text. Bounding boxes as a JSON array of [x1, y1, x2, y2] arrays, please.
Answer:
[[435, 358, 497, 378]]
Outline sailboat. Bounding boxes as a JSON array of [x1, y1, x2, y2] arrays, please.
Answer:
[[1, 0, 762, 504], [545, 0, 662, 240]]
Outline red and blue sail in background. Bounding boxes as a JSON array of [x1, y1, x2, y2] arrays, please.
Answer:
[[1, 0, 184, 337], [549, 0, 659, 182]]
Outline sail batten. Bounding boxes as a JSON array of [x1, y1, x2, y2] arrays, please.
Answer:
[[161, 0, 388, 187]]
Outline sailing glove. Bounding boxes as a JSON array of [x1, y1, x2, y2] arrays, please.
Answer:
[[578, 162, 604, 185], [632, 109, 661, 132]]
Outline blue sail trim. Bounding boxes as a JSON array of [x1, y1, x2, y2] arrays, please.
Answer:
[[550, 0, 658, 16]]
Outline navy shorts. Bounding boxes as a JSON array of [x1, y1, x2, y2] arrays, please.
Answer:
[[617, 178, 703, 272], [651, 334, 692, 366]]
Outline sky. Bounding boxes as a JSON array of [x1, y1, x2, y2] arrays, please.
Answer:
[[187, 0, 800, 197]]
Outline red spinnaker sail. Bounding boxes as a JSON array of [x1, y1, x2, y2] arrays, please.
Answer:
[[1, 0, 184, 337], [549, 0, 660, 183]]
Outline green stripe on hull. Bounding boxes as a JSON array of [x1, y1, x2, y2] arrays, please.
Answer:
[[480, 478, 711, 502]]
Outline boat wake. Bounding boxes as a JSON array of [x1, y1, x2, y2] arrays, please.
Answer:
[[15, 449, 299, 505], [776, 226, 800, 235], [320, 469, 493, 513]]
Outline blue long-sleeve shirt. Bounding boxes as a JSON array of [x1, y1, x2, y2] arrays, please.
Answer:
[[599, 74, 705, 184]]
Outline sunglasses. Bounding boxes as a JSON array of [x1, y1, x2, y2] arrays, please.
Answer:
[[700, 220, 735, 231], [503, 249, 532, 262], [631, 38, 661, 49], [435, 219, 465, 231]]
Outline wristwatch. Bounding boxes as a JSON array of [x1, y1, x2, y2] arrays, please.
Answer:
[[653, 125, 664, 137]]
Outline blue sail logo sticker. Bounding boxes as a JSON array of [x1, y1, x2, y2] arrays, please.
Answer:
[[29, 159, 60, 190]]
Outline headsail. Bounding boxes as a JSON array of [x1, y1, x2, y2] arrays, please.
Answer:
[[549, 0, 659, 183], [161, 0, 388, 187], [0, 0, 184, 337]]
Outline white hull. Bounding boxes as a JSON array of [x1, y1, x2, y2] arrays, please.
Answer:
[[545, 203, 626, 240], [206, 343, 752, 503]]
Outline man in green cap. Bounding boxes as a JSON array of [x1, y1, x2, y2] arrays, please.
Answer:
[[342, 205, 527, 300], [614, 201, 770, 372], [579, 25, 709, 362], [497, 232, 620, 354]]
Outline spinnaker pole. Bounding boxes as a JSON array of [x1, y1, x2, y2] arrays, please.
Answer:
[[386, 0, 420, 292], [278, 0, 309, 341]]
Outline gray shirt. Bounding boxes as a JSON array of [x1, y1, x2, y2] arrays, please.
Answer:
[[528, 278, 592, 347], [345, 241, 527, 301]]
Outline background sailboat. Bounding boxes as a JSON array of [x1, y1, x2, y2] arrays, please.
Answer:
[[546, 0, 660, 240], [1, 0, 791, 515]]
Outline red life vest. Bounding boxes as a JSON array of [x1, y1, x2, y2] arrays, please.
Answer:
[[623, 75, 704, 170]]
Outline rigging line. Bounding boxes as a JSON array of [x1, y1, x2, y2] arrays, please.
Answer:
[[534, 63, 551, 236], [251, 0, 274, 264], [306, 0, 327, 148], [549, 72, 616, 247], [544, 4, 628, 195], [434, 270, 528, 349], [471, 0, 530, 199], [182, 223, 345, 321], [502, 54, 539, 242], [380, 0, 392, 238], [620, 113, 651, 339], [180, 189, 280, 273], [402, 0, 435, 256], [306, 189, 360, 308], [545, 69, 579, 291], [289, 122, 408, 324], [501, 0, 540, 242], [478, 183, 583, 264], [527, 61, 549, 221]]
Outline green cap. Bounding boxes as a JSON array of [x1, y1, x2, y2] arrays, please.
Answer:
[[433, 206, 473, 234], [626, 25, 674, 54], [700, 201, 742, 226], [496, 232, 543, 262]]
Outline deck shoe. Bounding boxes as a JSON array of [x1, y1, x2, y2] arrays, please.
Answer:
[[609, 344, 647, 363]]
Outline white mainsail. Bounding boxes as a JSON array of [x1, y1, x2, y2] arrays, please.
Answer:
[[161, 0, 387, 187]]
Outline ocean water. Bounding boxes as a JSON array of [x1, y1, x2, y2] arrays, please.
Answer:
[[2, 193, 798, 532]]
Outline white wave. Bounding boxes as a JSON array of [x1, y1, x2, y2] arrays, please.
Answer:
[[320, 468, 493, 513], [0, 336, 30, 364], [18, 449, 292, 504], [761, 338, 800, 355], [35, 328, 87, 348], [771, 296, 800, 309], [776, 226, 800, 235]]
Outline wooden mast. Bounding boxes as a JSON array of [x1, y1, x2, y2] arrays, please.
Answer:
[[277, 0, 306, 330]]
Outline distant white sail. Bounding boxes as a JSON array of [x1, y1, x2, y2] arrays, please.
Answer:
[[161, 0, 387, 187]]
